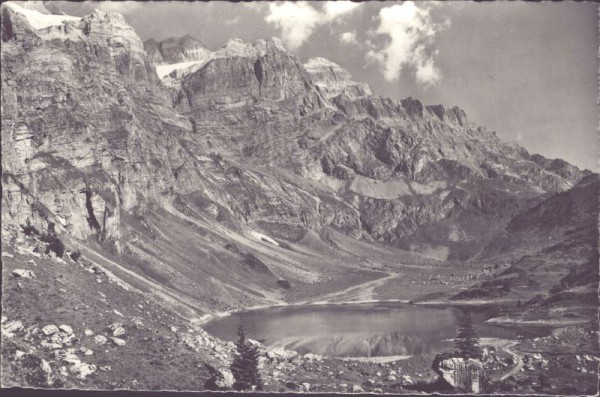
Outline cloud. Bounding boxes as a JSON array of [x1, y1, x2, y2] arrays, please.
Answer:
[[340, 31, 358, 45], [366, 1, 446, 87], [323, 1, 360, 20], [265, 1, 361, 50], [95, 1, 142, 15]]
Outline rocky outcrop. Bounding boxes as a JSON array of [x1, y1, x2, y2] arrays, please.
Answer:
[[432, 355, 486, 393]]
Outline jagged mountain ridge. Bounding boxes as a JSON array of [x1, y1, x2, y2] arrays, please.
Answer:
[[1, 0, 596, 319]]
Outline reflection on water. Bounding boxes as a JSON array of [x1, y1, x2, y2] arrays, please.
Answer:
[[204, 303, 546, 358]]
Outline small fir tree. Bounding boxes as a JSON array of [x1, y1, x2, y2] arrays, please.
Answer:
[[454, 311, 482, 359], [230, 324, 263, 391]]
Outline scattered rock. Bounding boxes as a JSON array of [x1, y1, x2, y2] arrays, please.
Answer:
[[41, 341, 63, 350], [41, 324, 59, 336], [15, 350, 26, 360], [80, 347, 94, 356], [351, 384, 364, 392], [94, 335, 107, 345], [373, 387, 383, 393], [100, 365, 111, 372], [170, 325, 178, 333], [69, 362, 97, 380], [12, 269, 35, 279], [387, 374, 397, 381], [301, 382, 311, 392], [401, 375, 413, 385], [108, 322, 125, 337], [111, 337, 126, 346], [59, 325, 73, 335], [2, 319, 24, 337]]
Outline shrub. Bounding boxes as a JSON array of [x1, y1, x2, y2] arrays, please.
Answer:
[[43, 234, 65, 258], [22, 219, 39, 236], [70, 250, 82, 262]]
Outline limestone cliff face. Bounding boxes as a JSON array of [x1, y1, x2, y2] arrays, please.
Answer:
[[303, 57, 372, 100], [144, 35, 211, 65], [1, 3, 190, 248], [176, 38, 327, 116]]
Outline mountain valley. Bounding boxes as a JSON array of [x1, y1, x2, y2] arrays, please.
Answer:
[[1, 2, 598, 394]]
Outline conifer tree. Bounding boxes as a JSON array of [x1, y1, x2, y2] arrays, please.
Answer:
[[230, 324, 263, 391], [454, 311, 482, 359]]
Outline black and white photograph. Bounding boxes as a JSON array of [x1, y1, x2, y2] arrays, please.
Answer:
[[1, 0, 598, 395]]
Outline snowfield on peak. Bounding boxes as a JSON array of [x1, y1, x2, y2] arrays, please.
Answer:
[[156, 60, 208, 79], [4, 1, 80, 29]]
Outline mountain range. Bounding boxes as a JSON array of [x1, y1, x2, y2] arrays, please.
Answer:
[[1, 0, 597, 324]]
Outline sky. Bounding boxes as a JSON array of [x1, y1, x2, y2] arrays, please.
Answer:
[[56, 1, 599, 171]]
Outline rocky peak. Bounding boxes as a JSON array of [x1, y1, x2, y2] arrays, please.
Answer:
[[426, 104, 469, 127], [144, 34, 210, 65], [214, 37, 287, 59], [176, 37, 325, 114], [304, 57, 372, 99]]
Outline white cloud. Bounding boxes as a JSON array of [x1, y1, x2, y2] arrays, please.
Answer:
[[323, 1, 360, 20], [340, 31, 358, 45], [265, 1, 361, 50], [95, 1, 142, 14], [366, 1, 446, 88]]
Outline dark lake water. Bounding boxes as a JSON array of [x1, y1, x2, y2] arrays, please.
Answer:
[[204, 303, 551, 358]]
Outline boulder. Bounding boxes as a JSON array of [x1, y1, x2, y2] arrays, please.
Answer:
[[1, 319, 24, 337], [351, 384, 364, 392], [432, 355, 485, 393], [266, 346, 297, 360], [59, 325, 73, 334], [12, 269, 36, 279], [301, 382, 311, 392], [208, 368, 235, 390], [111, 337, 126, 346], [70, 362, 97, 380], [80, 347, 94, 356], [94, 335, 107, 345], [84, 329, 94, 336], [41, 324, 59, 336], [108, 322, 126, 336], [400, 375, 413, 385]]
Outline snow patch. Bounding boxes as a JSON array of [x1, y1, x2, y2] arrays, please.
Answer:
[[156, 60, 206, 79], [249, 230, 280, 246], [4, 1, 80, 29]]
